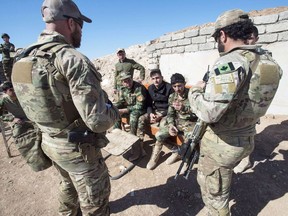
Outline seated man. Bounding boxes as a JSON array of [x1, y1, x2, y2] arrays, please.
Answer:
[[0, 81, 33, 137], [137, 69, 173, 141], [113, 72, 148, 161], [146, 73, 197, 170]]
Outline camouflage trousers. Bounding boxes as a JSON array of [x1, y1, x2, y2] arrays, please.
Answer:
[[137, 112, 167, 140], [197, 128, 254, 216], [114, 110, 145, 135], [2, 59, 13, 82], [155, 120, 196, 143], [41, 133, 110, 216]]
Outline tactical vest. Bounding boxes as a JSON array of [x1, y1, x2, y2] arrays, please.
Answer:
[[209, 47, 282, 136], [239, 47, 282, 119], [11, 42, 83, 136]]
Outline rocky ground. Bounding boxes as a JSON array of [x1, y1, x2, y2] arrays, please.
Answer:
[[0, 114, 287, 216]]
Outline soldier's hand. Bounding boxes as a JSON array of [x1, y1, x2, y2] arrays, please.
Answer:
[[150, 113, 156, 123], [195, 80, 206, 89], [154, 114, 162, 123], [172, 101, 183, 111], [169, 125, 178, 136]]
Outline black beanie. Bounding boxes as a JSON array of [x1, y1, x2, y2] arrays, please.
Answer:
[[170, 73, 185, 84]]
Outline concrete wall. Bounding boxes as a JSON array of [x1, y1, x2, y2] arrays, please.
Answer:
[[147, 10, 288, 115]]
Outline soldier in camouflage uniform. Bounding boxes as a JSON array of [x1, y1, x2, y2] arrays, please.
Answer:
[[114, 48, 145, 94], [233, 25, 260, 174], [11, 1, 119, 216], [188, 10, 282, 215], [0, 33, 15, 82], [0, 81, 33, 137], [113, 72, 147, 161], [146, 73, 197, 170]]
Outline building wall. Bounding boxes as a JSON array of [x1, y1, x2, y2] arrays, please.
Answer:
[[147, 10, 288, 115]]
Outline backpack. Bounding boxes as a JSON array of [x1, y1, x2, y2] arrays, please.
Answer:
[[239, 46, 282, 119], [10, 42, 72, 172]]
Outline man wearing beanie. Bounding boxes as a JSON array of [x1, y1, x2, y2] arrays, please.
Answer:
[[146, 73, 197, 170]]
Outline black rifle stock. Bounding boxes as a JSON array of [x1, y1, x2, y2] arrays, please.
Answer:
[[202, 65, 210, 83], [175, 120, 207, 180]]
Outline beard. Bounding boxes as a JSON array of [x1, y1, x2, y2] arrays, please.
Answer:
[[71, 29, 82, 48], [217, 40, 225, 53]]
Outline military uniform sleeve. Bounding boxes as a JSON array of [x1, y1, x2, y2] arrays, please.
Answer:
[[132, 60, 145, 80], [10, 43, 15, 52], [114, 65, 119, 89], [166, 94, 176, 126], [189, 55, 249, 123], [114, 88, 126, 108], [146, 85, 153, 114], [0, 98, 14, 122], [56, 49, 120, 133], [0, 99, 5, 119]]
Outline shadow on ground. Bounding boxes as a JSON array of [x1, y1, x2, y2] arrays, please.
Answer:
[[231, 120, 288, 216], [110, 169, 204, 215]]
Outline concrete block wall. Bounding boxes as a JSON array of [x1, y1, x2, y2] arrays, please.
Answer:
[[147, 10, 288, 69]]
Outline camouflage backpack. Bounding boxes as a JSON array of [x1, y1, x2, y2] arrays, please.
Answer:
[[239, 46, 282, 119], [10, 42, 73, 172]]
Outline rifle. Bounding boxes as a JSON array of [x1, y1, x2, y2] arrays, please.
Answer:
[[175, 119, 207, 180], [202, 65, 210, 83]]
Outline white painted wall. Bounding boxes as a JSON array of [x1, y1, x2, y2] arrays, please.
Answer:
[[159, 41, 288, 115]]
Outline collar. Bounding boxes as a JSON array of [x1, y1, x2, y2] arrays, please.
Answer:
[[38, 30, 70, 45]]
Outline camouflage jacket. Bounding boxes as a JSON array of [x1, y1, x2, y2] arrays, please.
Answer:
[[0, 95, 28, 122], [189, 45, 282, 136], [0, 42, 15, 61], [114, 81, 147, 114], [114, 58, 145, 88], [167, 88, 197, 127], [12, 30, 119, 135]]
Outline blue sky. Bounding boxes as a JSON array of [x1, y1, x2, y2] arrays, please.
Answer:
[[0, 0, 287, 59]]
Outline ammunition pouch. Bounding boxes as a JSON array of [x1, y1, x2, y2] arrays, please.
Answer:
[[14, 124, 52, 172]]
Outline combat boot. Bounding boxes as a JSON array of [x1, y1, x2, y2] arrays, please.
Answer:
[[165, 151, 181, 165], [146, 141, 163, 170], [233, 156, 252, 174]]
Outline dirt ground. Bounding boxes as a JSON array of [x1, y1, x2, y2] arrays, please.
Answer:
[[0, 114, 287, 216]]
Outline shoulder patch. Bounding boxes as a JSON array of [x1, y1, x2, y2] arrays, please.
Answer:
[[214, 62, 235, 75]]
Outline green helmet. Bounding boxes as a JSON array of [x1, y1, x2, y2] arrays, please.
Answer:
[[1, 33, 10, 39]]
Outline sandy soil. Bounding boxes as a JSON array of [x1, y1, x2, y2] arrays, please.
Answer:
[[0, 114, 287, 216]]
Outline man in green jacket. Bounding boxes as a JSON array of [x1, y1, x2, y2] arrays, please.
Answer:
[[114, 48, 145, 94], [0, 33, 15, 82]]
